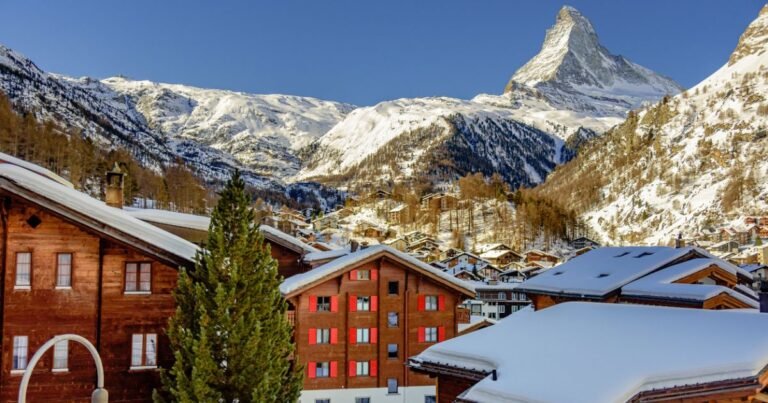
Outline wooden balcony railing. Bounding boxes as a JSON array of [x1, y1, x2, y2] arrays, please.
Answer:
[[457, 307, 471, 324]]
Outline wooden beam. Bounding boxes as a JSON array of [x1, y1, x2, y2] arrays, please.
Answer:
[[753, 392, 768, 402]]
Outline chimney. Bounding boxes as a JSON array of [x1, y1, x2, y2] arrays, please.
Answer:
[[350, 240, 359, 253], [105, 162, 125, 209], [760, 280, 768, 313], [360, 241, 369, 250], [674, 233, 683, 248]]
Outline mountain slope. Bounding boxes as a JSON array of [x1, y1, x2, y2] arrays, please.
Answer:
[[506, 6, 683, 117], [532, 4, 768, 245]]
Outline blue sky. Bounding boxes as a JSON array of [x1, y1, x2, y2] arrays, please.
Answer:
[[0, 1, 763, 105]]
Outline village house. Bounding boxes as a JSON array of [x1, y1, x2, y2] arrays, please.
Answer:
[[279, 245, 475, 403], [410, 302, 768, 402], [462, 281, 529, 320], [478, 249, 522, 267], [420, 193, 458, 212], [569, 236, 600, 250], [381, 238, 407, 252], [523, 249, 559, 266], [0, 155, 198, 401], [518, 246, 757, 311], [719, 224, 757, 245], [355, 221, 387, 240], [387, 204, 408, 225]]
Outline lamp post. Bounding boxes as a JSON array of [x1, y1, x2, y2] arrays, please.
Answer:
[[17, 334, 107, 403]]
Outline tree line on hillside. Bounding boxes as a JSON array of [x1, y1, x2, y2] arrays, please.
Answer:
[[0, 91, 212, 213]]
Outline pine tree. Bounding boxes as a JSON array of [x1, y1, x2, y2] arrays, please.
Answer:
[[156, 171, 302, 402]]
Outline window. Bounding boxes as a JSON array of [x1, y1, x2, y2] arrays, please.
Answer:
[[489, 312, 497, 319], [498, 305, 506, 314], [125, 263, 151, 293], [387, 378, 398, 394], [356, 296, 370, 311], [316, 362, 330, 378], [316, 400, 330, 403], [131, 333, 157, 368], [356, 328, 370, 344], [356, 398, 371, 403], [53, 340, 68, 371], [424, 327, 438, 342], [471, 305, 482, 315], [56, 253, 72, 288], [357, 270, 370, 280], [356, 361, 369, 376], [387, 312, 399, 327], [498, 291, 506, 300], [317, 328, 330, 344], [425, 396, 436, 403], [388, 281, 399, 295], [12, 336, 28, 371], [388, 343, 398, 359], [316, 296, 331, 312], [15, 252, 31, 288], [425, 295, 438, 311]]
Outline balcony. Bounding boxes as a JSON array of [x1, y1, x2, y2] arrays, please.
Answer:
[[457, 307, 470, 324]]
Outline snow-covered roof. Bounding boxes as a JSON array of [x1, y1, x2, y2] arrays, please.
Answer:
[[412, 302, 768, 402], [0, 163, 198, 263], [125, 207, 210, 231], [621, 258, 758, 308], [261, 225, 320, 254], [281, 245, 475, 297], [479, 249, 516, 260], [303, 248, 350, 263], [519, 247, 699, 297], [741, 263, 768, 273], [465, 280, 524, 291], [0, 152, 74, 188], [389, 204, 407, 213]]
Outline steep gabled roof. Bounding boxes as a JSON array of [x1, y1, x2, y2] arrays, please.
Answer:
[[280, 245, 475, 298], [0, 151, 74, 188]]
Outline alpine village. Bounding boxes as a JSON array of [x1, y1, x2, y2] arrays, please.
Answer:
[[2, 2, 768, 403]]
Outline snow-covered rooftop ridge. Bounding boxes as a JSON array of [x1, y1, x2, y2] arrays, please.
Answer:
[[303, 248, 350, 262], [124, 207, 210, 231], [519, 246, 698, 297], [0, 164, 198, 262], [0, 152, 73, 188], [260, 225, 320, 254], [280, 245, 475, 296], [413, 302, 768, 402]]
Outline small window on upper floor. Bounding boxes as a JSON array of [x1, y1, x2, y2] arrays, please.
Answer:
[[56, 253, 72, 288], [388, 281, 399, 295], [357, 270, 370, 280], [125, 263, 151, 293], [424, 295, 438, 311], [316, 296, 331, 312], [15, 252, 31, 289], [387, 312, 399, 327]]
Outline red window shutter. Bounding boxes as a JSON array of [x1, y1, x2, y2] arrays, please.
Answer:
[[330, 361, 338, 377], [349, 328, 356, 344], [371, 270, 378, 280], [438, 326, 446, 341], [418, 327, 425, 342], [330, 295, 339, 312], [371, 360, 378, 376], [330, 328, 338, 344], [371, 296, 378, 312], [349, 269, 358, 280], [309, 296, 317, 312], [438, 295, 446, 311], [418, 295, 425, 311], [308, 328, 316, 345], [349, 295, 357, 312], [371, 327, 378, 344], [308, 362, 316, 378], [348, 360, 356, 377]]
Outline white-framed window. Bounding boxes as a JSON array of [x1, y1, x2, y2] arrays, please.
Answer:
[[316, 362, 330, 378], [356, 361, 369, 376], [131, 333, 157, 369], [15, 252, 31, 288], [356, 296, 370, 311], [53, 340, 68, 371], [357, 270, 370, 280], [387, 312, 399, 327], [125, 263, 151, 293], [387, 378, 398, 394], [356, 328, 370, 344], [424, 327, 438, 342], [498, 291, 506, 300], [12, 336, 28, 371], [499, 305, 506, 314], [317, 328, 330, 344], [425, 295, 438, 311], [56, 253, 72, 288]]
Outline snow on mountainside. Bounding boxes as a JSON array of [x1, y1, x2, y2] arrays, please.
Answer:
[[533, 4, 768, 246], [506, 6, 684, 117]]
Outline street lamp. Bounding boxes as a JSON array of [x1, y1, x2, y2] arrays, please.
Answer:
[[17, 334, 107, 403]]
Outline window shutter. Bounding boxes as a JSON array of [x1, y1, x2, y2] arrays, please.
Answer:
[[308, 328, 316, 345], [348, 360, 356, 377], [438, 295, 446, 311], [371, 270, 378, 280], [371, 327, 378, 344], [371, 296, 378, 311], [308, 362, 316, 378], [309, 296, 317, 312], [330, 361, 338, 377], [418, 295, 425, 311], [349, 328, 356, 344], [330, 295, 339, 312], [350, 269, 358, 280], [418, 327, 425, 342], [349, 295, 357, 312], [330, 328, 338, 344], [438, 326, 446, 342], [371, 360, 378, 376]]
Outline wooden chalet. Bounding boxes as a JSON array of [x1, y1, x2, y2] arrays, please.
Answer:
[[570, 236, 600, 250], [0, 159, 198, 402], [279, 245, 474, 403], [478, 249, 522, 267], [381, 238, 407, 252], [420, 193, 458, 212], [523, 249, 559, 265], [386, 204, 408, 225]]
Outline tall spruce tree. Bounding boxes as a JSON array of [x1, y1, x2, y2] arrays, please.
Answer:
[[156, 171, 302, 402]]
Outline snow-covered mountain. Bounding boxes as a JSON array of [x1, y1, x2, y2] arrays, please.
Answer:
[[506, 5, 684, 117], [297, 5, 681, 187], [533, 4, 768, 245]]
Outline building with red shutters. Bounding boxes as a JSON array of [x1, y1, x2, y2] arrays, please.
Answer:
[[280, 245, 475, 403]]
